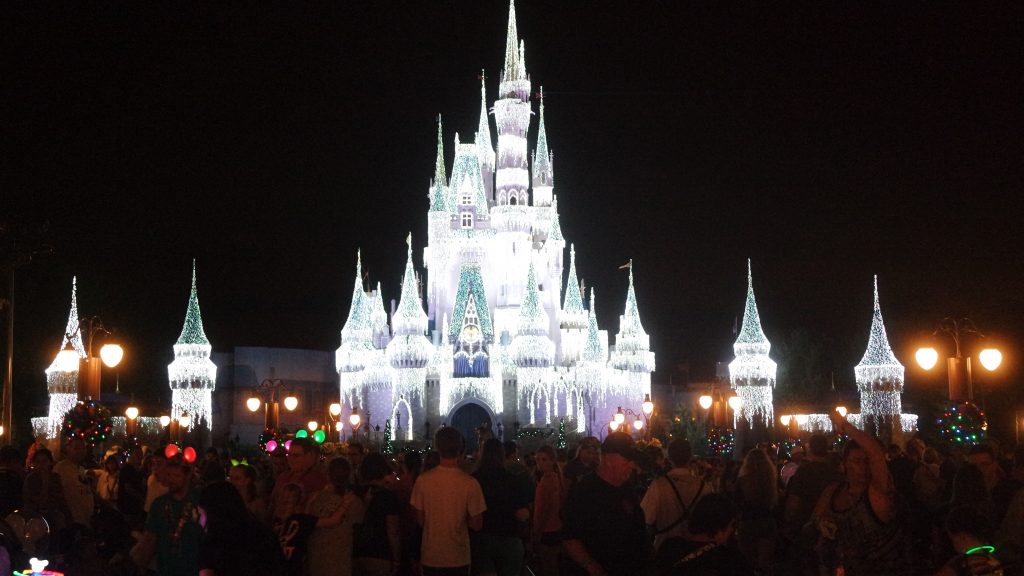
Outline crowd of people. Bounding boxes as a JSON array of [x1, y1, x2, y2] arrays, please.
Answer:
[[2, 409, 1024, 575]]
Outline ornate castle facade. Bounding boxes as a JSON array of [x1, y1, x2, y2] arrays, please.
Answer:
[[335, 2, 655, 441]]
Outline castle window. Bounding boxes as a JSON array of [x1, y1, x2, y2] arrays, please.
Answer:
[[461, 190, 473, 205], [509, 195, 517, 206], [461, 212, 473, 228]]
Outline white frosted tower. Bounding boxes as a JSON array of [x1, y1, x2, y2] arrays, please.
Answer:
[[728, 260, 777, 426], [511, 263, 555, 424], [559, 244, 587, 366], [855, 276, 904, 418], [43, 277, 86, 438], [168, 260, 217, 432]]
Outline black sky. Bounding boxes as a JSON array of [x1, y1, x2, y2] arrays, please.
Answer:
[[3, 2, 1023, 417]]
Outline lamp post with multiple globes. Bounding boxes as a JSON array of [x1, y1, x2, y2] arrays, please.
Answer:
[[54, 316, 124, 401], [246, 378, 298, 435], [698, 382, 743, 429], [915, 318, 1002, 404], [609, 394, 656, 441]]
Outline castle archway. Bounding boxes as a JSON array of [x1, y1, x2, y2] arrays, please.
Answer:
[[448, 400, 495, 453]]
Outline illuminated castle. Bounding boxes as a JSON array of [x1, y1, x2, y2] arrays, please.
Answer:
[[335, 2, 655, 440]]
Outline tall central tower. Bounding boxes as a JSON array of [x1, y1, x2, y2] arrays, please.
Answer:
[[493, 0, 531, 208]]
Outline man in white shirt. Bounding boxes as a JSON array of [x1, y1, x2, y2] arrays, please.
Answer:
[[411, 426, 486, 576], [53, 437, 94, 528], [641, 438, 714, 550]]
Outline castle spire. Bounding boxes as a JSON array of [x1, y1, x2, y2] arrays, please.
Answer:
[[176, 259, 210, 345], [502, 0, 521, 83], [582, 289, 604, 363], [531, 87, 554, 206], [429, 115, 449, 212], [511, 262, 555, 368], [562, 244, 585, 317], [855, 275, 905, 416], [735, 259, 769, 347], [475, 72, 495, 171], [728, 259, 777, 425]]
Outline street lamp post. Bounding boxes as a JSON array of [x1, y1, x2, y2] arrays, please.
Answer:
[[699, 381, 741, 429], [55, 316, 123, 401], [916, 318, 1002, 403], [246, 379, 298, 435]]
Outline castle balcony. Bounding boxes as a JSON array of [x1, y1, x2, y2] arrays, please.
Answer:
[[491, 205, 533, 234]]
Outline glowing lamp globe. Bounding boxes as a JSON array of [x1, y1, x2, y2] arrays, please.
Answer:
[[99, 343, 124, 368], [727, 396, 742, 411], [780, 415, 792, 426], [329, 403, 342, 417], [698, 395, 713, 410], [125, 406, 139, 420], [335, 421, 344, 432], [159, 415, 171, 427], [614, 408, 625, 424], [979, 349, 1003, 372], [609, 420, 620, 432], [179, 414, 191, 429], [633, 418, 644, 431], [55, 344, 81, 372], [307, 420, 319, 432], [283, 396, 299, 411], [642, 394, 654, 416], [835, 406, 848, 417], [349, 412, 361, 428], [915, 347, 939, 370], [246, 397, 261, 412]]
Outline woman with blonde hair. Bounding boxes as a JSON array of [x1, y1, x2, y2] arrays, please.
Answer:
[[736, 447, 780, 574]]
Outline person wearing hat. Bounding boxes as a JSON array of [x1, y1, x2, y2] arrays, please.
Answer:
[[562, 432, 651, 576]]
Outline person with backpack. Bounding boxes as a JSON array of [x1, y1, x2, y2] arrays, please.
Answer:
[[641, 438, 714, 551]]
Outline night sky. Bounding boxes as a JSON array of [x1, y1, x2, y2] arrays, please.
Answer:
[[4, 3, 1023, 427]]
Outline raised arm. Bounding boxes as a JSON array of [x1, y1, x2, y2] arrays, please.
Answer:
[[829, 410, 893, 521]]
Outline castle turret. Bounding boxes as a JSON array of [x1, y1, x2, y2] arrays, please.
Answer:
[[610, 262, 655, 373], [855, 276, 904, 418], [559, 244, 587, 365], [168, 260, 217, 431], [494, 0, 532, 207], [475, 73, 496, 204], [336, 251, 374, 376], [728, 259, 777, 425], [511, 263, 555, 368], [451, 262, 493, 377], [531, 87, 553, 207], [387, 235, 434, 399], [44, 277, 86, 438]]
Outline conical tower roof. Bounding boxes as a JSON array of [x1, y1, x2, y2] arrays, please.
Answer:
[[517, 262, 549, 335], [341, 250, 372, 341], [394, 235, 429, 331], [60, 276, 86, 357], [177, 260, 210, 346], [734, 259, 770, 352], [511, 262, 554, 367], [429, 115, 450, 212], [855, 275, 904, 389], [561, 244, 585, 318], [548, 195, 564, 242], [502, 0, 521, 83], [475, 73, 495, 170], [582, 289, 604, 363]]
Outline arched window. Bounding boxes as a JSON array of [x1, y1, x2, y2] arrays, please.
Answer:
[[509, 194, 517, 206]]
